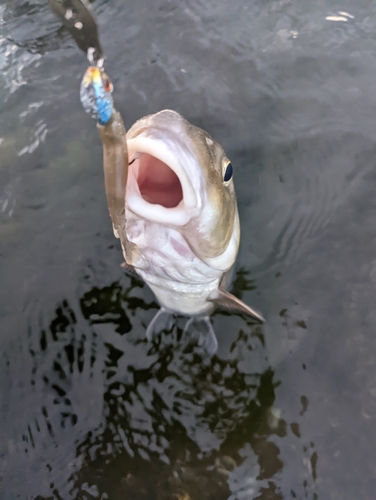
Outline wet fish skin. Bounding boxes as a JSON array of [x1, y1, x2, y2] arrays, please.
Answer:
[[124, 110, 242, 317], [125, 110, 238, 261]]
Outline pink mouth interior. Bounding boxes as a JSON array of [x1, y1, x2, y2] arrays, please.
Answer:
[[134, 153, 183, 208]]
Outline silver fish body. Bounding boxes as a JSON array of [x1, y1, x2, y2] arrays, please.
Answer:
[[81, 67, 263, 353], [123, 110, 240, 317]]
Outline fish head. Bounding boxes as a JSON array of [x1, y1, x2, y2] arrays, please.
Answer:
[[80, 66, 114, 125], [126, 110, 239, 270]]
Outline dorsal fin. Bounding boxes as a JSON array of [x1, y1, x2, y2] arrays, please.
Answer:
[[209, 287, 264, 323]]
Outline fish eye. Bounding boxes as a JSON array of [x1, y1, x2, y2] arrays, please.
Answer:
[[223, 162, 233, 183]]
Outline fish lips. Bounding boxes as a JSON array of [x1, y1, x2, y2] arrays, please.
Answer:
[[126, 136, 201, 226]]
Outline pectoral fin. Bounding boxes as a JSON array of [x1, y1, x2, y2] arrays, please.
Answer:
[[183, 317, 218, 355], [209, 287, 265, 323], [146, 308, 174, 341], [120, 261, 145, 284]]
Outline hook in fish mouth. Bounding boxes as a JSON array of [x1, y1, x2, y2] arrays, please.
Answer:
[[80, 66, 114, 125], [126, 134, 200, 227], [126, 152, 181, 208], [124, 110, 215, 226], [129, 151, 183, 208]]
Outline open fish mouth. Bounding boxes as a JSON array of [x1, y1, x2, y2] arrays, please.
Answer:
[[126, 134, 201, 226], [130, 152, 183, 208]]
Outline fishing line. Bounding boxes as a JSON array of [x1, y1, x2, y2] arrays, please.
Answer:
[[48, 0, 104, 68]]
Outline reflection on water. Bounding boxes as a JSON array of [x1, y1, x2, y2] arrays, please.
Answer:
[[3, 0, 376, 499], [12, 279, 316, 499]]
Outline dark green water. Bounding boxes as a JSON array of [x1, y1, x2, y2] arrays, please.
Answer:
[[2, 1, 376, 498]]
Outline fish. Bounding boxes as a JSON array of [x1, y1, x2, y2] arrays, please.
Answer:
[[80, 66, 264, 353]]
